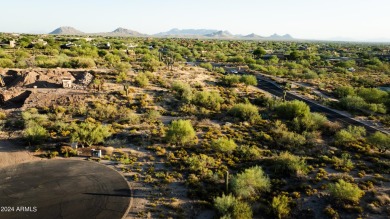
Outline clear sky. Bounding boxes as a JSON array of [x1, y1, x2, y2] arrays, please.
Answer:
[[1, 0, 389, 41]]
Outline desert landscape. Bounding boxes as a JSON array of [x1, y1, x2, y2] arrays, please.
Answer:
[[0, 16, 389, 219]]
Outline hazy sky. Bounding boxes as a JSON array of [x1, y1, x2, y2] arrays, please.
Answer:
[[1, 0, 389, 41]]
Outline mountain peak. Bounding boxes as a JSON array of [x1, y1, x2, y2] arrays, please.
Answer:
[[111, 27, 143, 36], [270, 33, 293, 39], [205, 30, 233, 37], [244, 33, 263, 38], [49, 26, 84, 35]]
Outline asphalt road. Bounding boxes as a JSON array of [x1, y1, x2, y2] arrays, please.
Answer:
[[257, 77, 381, 134], [0, 159, 130, 219]]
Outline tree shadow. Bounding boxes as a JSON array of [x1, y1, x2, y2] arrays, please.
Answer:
[[83, 189, 131, 197]]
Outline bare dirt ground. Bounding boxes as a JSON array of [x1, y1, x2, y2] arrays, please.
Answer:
[[0, 136, 42, 168]]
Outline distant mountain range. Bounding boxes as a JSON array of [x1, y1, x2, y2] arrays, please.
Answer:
[[48, 26, 294, 40], [155, 28, 219, 36], [49, 27, 145, 37]]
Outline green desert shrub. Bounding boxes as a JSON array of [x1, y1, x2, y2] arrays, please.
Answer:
[[186, 154, 215, 177], [0, 58, 14, 68], [214, 194, 238, 216], [231, 201, 252, 219], [166, 120, 197, 146], [193, 91, 224, 110], [334, 125, 366, 146], [236, 145, 263, 161], [221, 74, 241, 87], [334, 85, 355, 98], [368, 131, 390, 153], [171, 81, 193, 103], [272, 120, 306, 148], [293, 112, 328, 132], [0, 111, 6, 120], [339, 95, 367, 112], [212, 137, 237, 153], [229, 103, 261, 123], [199, 62, 213, 71], [332, 153, 354, 172], [134, 72, 149, 88], [328, 179, 364, 204], [275, 100, 310, 120], [274, 151, 308, 177], [231, 166, 270, 199], [272, 195, 291, 219], [70, 57, 96, 68], [357, 87, 388, 104], [240, 75, 258, 86], [23, 122, 49, 144], [214, 194, 253, 219], [70, 120, 111, 147]]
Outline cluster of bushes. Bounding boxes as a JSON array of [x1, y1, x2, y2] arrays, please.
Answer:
[[228, 103, 261, 123], [214, 194, 252, 219], [70, 119, 111, 147], [221, 74, 257, 87], [171, 81, 225, 112], [335, 86, 388, 114], [214, 166, 270, 218], [22, 108, 49, 144], [273, 151, 308, 177]]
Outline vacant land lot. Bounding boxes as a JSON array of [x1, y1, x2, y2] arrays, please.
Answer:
[[0, 34, 389, 218]]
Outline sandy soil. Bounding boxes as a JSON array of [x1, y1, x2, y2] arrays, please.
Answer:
[[0, 138, 42, 169]]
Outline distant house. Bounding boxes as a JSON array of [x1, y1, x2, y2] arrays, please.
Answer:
[[62, 78, 73, 88], [0, 40, 16, 48], [27, 39, 48, 48], [61, 42, 76, 49], [127, 44, 138, 49], [347, 67, 356, 72], [98, 42, 111, 49]]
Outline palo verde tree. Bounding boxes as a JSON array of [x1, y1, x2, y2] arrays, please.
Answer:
[[228, 103, 261, 123], [253, 47, 266, 59], [70, 119, 111, 147], [328, 179, 365, 204], [275, 100, 310, 120], [166, 119, 197, 146], [231, 166, 271, 200], [368, 131, 390, 153]]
